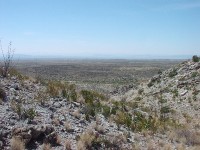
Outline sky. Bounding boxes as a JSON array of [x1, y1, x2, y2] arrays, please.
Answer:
[[0, 0, 200, 59]]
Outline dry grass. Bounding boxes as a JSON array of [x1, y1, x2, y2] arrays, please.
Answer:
[[77, 140, 86, 150], [168, 131, 177, 142], [147, 141, 155, 150], [64, 121, 73, 132], [177, 143, 186, 150], [95, 124, 106, 134], [158, 140, 165, 148], [42, 143, 51, 150], [72, 110, 81, 119], [56, 135, 62, 145], [163, 143, 172, 150], [191, 146, 200, 150], [131, 143, 141, 150], [52, 118, 60, 126], [107, 133, 126, 148], [10, 137, 25, 150], [65, 139, 72, 150], [77, 131, 95, 149], [176, 129, 200, 146]]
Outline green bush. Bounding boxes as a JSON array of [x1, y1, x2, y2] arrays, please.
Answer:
[[172, 89, 178, 97], [114, 111, 132, 128], [47, 81, 77, 101], [24, 108, 36, 120], [168, 69, 177, 78], [102, 105, 111, 118], [192, 55, 199, 62], [81, 90, 106, 104], [192, 72, 198, 78]]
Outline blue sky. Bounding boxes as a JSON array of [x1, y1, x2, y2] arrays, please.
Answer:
[[0, 0, 200, 58]]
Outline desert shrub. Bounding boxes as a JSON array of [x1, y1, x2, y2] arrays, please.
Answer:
[[64, 122, 73, 132], [47, 81, 77, 100], [11, 101, 23, 118], [114, 111, 132, 128], [135, 96, 142, 101], [24, 107, 36, 120], [101, 105, 111, 118], [168, 69, 177, 78], [9, 68, 29, 80], [11, 102, 36, 120], [159, 98, 167, 104], [81, 90, 94, 104], [192, 72, 198, 78], [0, 41, 15, 78], [81, 90, 106, 104], [192, 55, 199, 62], [36, 90, 48, 106], [42, 143, 51, 150], [83, 104, 96, 119], [77, 132, 95, 149], [11, 137, 25, 150], [80, 90, 109, 118], [160, 106, 171, 121], [35, 76, 47, 85], [172, 89, 178, 98], [128, 101, 138, 109], [47, 81, 61, 97], [160, 106, 170, 114], [67, 84, 77, 101], [62, 84, 77, 101], [65, 139, 72, 150], [138, 88, 144, 95], [176, 130, 200, 146], [109, 106, 117, 115], [77, 131, 125, 149]]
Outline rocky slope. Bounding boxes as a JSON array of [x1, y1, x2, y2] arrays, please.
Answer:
[[0, 59, 200, 150], [0, 76, 134, 150], [111, 59, 200, 149]]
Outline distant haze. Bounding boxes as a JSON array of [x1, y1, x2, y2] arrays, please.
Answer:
[[0, 0, 200, 59]]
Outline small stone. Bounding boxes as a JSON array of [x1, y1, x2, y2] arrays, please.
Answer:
[[53, 102, 61, 108], [180, 90, 188, 96]]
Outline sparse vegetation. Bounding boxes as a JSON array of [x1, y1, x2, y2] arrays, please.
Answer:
[[10, 137, 25, 150], [168, 69, 177, 78], [0, 58, 199, 149], [192, 72, 198, 78], [42, 143, 52, 150], [24, 107, 36, 120], [0, 40, 15, 77], [65, 139, 72, 150]]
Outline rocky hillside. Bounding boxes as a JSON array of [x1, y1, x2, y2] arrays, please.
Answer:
[[0, 58, 200, 150], [111, 59, 200, 149]]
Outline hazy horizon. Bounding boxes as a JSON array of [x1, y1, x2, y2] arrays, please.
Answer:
[[0, 0, 200, 58], [0, 53, 192, 60]]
